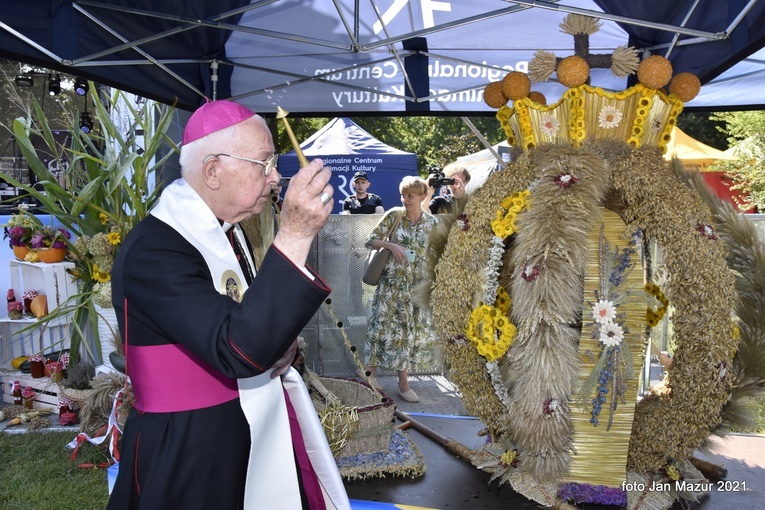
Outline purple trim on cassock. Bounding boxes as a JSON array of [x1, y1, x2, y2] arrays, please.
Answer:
[[128, 344, 239, 412], [284, 387, 326, 510]]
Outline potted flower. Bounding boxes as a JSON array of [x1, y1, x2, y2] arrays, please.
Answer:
[[30, 226, 71, 263], [3, 210, 41, 260]]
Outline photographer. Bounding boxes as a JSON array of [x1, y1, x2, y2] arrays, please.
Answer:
[[427, 162, 471, 214]]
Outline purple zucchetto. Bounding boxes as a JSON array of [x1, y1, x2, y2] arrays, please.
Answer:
[[183, 100, 256, 145]]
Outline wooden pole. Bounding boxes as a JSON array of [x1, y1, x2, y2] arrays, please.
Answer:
[[394, 409, 475, 461], [395, 410, 579, 510], [690, 456, 728, 480]]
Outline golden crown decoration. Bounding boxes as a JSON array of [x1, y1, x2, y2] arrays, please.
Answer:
[[484, 14, 701, 152]]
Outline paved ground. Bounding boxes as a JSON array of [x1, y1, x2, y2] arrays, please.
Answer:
[[368, 373, 469, 416], [349, 374, 765, 510]]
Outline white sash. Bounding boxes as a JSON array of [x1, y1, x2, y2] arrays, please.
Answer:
[[152, 179, 349, 510]]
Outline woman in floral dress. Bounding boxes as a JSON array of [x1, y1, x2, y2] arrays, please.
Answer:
[[364, 176, 438, 403]]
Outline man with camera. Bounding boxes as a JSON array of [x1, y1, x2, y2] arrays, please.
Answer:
[[342, 171, 384, 214], [427, 163, 471, 214]]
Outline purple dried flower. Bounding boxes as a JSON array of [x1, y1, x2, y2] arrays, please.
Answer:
[[559, 482, 627, 507], [6, 226, 28, 246], [31, 233, 45, 248], [30, 226, 72, 249]]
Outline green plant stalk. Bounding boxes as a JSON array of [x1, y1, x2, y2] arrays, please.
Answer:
[[2, 84, 178, 363]]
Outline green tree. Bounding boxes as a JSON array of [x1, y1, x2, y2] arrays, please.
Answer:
[[356, 116, 503, 174], [710, 110, 765, 211], [677, 112, 728, 150], [271, 115, 504, 177], [1, 59, 82, 160], [271, 116, 329, 155]]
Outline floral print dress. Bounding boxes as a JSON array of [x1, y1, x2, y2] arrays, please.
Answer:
[[365, 207, 438, 371]]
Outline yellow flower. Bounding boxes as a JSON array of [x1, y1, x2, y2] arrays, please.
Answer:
[[493, 193, 528, 238], [500, 450, 517, 466], [99, 213, 108, 225], [465, 304, 516, 362], [107, 231, 121, 245], [495, 287, 511, 315], [91, 263, 111, 283], [666, 465, 681, 481]]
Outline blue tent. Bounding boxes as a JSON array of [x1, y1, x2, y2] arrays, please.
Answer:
[[278, 118, 417, 214]]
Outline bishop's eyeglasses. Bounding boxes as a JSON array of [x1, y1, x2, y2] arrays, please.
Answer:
[[204, 153, 278, 176]]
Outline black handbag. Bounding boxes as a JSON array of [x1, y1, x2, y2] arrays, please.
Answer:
[[362, 210, 403, 286]]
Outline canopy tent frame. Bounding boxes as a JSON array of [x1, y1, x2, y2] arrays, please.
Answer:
[[1, 1, 764, 114]]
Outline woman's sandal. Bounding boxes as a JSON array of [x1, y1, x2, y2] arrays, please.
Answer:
[[398, 387, 419, 403]]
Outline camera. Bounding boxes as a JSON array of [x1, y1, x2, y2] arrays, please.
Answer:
[[427, 167, 455, 188]]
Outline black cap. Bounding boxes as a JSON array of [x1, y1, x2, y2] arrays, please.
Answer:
[[351, 171, 368, 182]]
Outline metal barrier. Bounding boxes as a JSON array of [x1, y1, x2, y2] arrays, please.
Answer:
[[303, 214, 442, 376]]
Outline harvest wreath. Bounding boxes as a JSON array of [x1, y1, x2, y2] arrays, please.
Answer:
[[427, 13, 744, 510], [431, 140, 737, 509]]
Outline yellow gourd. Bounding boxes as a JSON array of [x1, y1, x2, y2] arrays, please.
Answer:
[[11, 356, 28, 369], [30, 295, 48, 318]]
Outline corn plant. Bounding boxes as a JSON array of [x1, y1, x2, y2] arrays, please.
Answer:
[[2, 83, 179, 363]]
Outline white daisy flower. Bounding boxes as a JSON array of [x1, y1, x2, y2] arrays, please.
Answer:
[[540, 114, 560, 137], [592, 299, 616, 324], [599, 321, 624, 347], [598, 105, 623, 129]]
